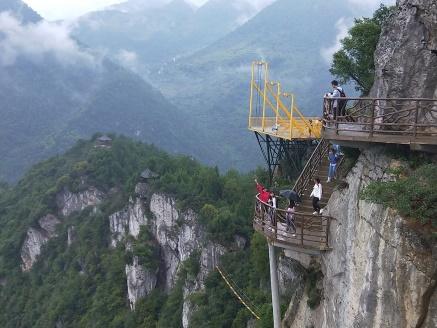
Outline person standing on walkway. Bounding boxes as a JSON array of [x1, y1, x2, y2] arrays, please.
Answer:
[[327, 80, 346, 118], [327, 148, 338, 183], [255, 179, 270, 203], [286, 200, 296, 236], [269, 191, 277, 225], [310, 178, 322, 215]]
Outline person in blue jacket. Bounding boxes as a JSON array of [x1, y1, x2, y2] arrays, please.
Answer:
[[327, 148, 339, 183]]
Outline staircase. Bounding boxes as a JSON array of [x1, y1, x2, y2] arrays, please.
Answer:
[[297, 157, 339, 214], [253, 139, 342, 253]]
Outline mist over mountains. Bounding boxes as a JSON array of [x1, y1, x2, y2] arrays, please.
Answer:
[[0, 0, 200, 183], [1, 0, 376, 182]]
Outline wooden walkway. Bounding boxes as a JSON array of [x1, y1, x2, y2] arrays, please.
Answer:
[[253, 139, 339, 254], [322, 97, 437, 147]]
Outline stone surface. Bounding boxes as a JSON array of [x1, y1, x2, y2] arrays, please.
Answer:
[[109, 197, 147, 247], [285, 148, 437, 327], [56, 187, 104, 217], [371, 0, 437, 125], [125, 256, 157, 310], [21, 214, 60, 271]]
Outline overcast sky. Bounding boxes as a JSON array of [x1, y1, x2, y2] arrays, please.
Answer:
[[23, 0, 395, 21]]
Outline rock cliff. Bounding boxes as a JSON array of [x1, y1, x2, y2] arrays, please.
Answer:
[[21, 214, 60, 271], [284, 148, 436, 327], [108, 187, 228, 316], [56, 187, 104, 217], [283, 1, 437, 326], [371, 0, 437, 100]]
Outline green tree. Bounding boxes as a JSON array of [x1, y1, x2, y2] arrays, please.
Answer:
[[330, 5, 394, 95]]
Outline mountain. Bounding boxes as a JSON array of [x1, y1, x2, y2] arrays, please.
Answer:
[[0, 0, 200, 183], [0, 0, 40, 23], [71, 0, 267, 77], [0, 135, 273, 327], [150, 0, 355, 170]]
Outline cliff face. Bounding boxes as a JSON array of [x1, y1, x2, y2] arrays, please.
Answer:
[[108, 188, 228, 319], [284, 149, 436, 327], [371, 0, 437, 99]]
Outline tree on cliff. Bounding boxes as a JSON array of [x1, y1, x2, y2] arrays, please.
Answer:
[[330, 5, 394, 95]]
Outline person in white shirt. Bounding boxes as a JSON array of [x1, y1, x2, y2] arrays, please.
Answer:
[[309, 178, 322, 215], [326, 80, 345, 119]]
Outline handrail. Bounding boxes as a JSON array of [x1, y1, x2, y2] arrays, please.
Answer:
[[253, 196, 332, 250], [322, 97, 437, 144], [292, 139, 330, 197]]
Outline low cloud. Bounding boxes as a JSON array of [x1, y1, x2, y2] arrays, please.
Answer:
[[116, 49, 141, 72], [320, 17, 352, 64], [0, 12, 94, 67], [232, 0, 276, 25]]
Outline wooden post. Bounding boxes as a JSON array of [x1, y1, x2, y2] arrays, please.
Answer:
[[325, 218, 330, 249], [413, 100, 419, 138], [301, 217, 304, 246], [370, 99, 375, 138]]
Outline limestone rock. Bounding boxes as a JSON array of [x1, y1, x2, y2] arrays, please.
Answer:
[[56, 187, 104, 217], [371, 0, 437, 125], [285, 148, 437, 327], [109, 197, 147, 247], [21, 214, 60, 271], [125, 256, 157, 310]]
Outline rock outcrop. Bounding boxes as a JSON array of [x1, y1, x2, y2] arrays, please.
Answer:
[[372, 0, 437, 99], [107, 188, 227, 316], [21, 214, 60, 271], [284, 148, 437, 327], [126, 256, 158, 310], [56, 187, 104, 217], [109, 197, 148, 247]]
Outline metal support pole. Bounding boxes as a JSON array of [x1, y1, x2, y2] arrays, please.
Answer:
[[268, 243, 281, 328]]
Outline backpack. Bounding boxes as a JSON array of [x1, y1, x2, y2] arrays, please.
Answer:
[[337, 87, 347, 116]]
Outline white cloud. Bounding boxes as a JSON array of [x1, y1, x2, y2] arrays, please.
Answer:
[[0, 12, 94, 67], [320, 17, 352, 64], [116, 49, 141, 72]]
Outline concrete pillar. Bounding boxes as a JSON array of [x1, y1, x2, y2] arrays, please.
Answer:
[[268, 242, 281, 328]]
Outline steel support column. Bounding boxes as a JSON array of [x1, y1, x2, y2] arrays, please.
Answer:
[[268, 243, 281, 328]]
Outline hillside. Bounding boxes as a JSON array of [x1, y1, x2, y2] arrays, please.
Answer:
[[0, 0, 199, 183], [0, 135, 277, 327]]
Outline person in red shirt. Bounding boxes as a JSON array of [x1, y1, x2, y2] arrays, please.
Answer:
[[255, 179, 270, 203]]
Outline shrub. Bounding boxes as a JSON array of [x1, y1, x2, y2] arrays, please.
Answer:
[[361, 164, 437, 227]]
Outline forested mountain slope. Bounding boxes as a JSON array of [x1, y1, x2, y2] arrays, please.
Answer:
[[0, 135, 280, 327]]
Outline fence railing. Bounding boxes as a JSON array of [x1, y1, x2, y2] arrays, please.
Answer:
[[292, 138, 330, 197], [253, 195, 332, 250], [322, 97, 437, 142]]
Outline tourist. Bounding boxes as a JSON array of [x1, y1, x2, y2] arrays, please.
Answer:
[[269, 191, 277, 225], [255, 178, 270, 203], [286, 200, 296, 236], [309, 178, 322, 215], [326, 80, 346, 118], [327, 148, 338, 182]]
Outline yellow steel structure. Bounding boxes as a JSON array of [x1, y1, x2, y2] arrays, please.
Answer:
[[248, 61, 322, 140]]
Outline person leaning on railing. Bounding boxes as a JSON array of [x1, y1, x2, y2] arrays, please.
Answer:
[[324, 80, 345, 120]]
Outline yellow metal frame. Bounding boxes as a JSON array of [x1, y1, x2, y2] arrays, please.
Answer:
[[248, 61, 322, 140]]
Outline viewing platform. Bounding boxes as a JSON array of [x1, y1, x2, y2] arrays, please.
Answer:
[[249, 61, 322, 141], [322, 97, 437, 150]]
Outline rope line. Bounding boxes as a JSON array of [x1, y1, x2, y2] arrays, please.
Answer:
[[216, 266, 261, 320], [218, 266, 263, 315]]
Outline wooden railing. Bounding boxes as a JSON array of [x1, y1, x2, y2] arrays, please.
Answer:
[[322, 97, 437, 144], [253, 196, 332, 251], [292, 138, 330, 197]]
